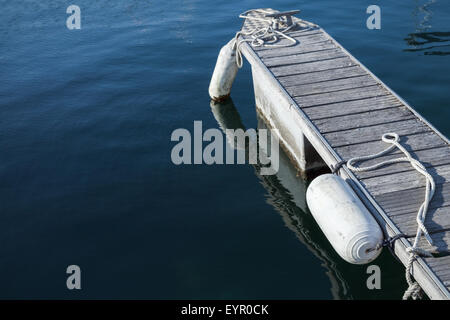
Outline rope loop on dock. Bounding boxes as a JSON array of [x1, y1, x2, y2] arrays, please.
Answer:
[[232, 9, 314, 68], [345, 132, 436, 300]]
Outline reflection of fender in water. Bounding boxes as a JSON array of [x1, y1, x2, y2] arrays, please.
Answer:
[[210, 98, 352, 299], [210, 99, 246, 150]]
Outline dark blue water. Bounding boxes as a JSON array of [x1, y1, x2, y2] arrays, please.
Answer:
[[0, 1, 449, 299]]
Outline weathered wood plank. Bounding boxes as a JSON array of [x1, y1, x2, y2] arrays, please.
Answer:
[[324, 119, 431, 148], [313, 106, 415, 134], [380, 180, 450, 219], [278, 65, 367, 87], [294, 85, 388, 107], [361, 164, 450, 196], [299, 86, 386, 109], [270, 56, 356, 77], [304, 95, 402, 120], [415, 230, 450, 255], [263, 48, 346, 68], [426, 256, 450, 270], [426, 266, 450, 276], [335, 132, 448, 161], [376, 183, 450, 215], [286, 75, 377, 97], [424, 262, 450, 289], [390, 205, 450, 234], [351, 146, 450, 180], [259, 40, 336, 59], [425, 266, 450, 290], [282, 28, 323, 38]]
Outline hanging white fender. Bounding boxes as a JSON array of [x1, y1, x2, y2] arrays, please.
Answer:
[[306, 174, 384, 264], [208, 39, 239, 102]]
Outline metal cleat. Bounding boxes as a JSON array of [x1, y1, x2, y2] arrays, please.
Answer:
[[264, 10, 300, 29]]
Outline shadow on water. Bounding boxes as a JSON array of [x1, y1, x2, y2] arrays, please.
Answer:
[[404, 0, 450, 55], [210, 99, 405, 299]]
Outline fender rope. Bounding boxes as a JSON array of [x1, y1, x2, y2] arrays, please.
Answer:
[[344, 132, 435, 300], [377, 233, 410, 251], [331, 160, 346, 174]]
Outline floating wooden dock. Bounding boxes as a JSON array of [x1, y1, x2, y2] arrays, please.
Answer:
[[238, 9, 450, 299]]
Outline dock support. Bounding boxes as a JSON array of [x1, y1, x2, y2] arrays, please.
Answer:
[[251, 66, 326, 174]]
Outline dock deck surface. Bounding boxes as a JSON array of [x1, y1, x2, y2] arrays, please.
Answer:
[[239, 10, 450, 299]]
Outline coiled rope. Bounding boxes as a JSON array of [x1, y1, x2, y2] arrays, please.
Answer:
[[345, 132, 435, 300], [232, 9, 315, 68]]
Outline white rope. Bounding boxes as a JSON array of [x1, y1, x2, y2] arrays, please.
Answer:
[[345, 132, 435, 300], [232, 9, 315, 68]]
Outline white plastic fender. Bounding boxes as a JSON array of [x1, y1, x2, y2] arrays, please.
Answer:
[[208, 39, 239, 102], [306, 174, 383, 264]]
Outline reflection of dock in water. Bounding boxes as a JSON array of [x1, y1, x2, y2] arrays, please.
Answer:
[[404, 0, 450, 55], [404, 32, 450, 55], [211, 99, 353, 299], [256, 115, 352, 299]]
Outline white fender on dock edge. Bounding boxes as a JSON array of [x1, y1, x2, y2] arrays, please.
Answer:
[[208, 39, 239, 102], [306, 174, 384, 264]]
